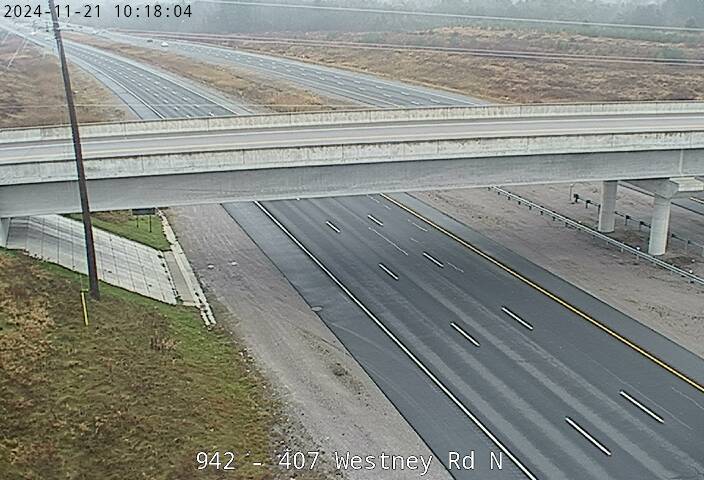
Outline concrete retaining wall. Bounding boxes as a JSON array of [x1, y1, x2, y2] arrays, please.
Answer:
[[2, 101, 704, 144]]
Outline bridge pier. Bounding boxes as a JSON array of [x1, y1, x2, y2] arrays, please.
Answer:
[[598, 180, 618, 233], [0, 217, 9, 247], [626, 177, 704, 256], [648, 195, 672, 256]]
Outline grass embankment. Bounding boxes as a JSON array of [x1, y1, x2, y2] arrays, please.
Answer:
[[221, 26, 704, 103], [0, 249, 279, 479], [69, 211, 170, 251], [66, 34, 356, 112], [0, 34, 129, 128]]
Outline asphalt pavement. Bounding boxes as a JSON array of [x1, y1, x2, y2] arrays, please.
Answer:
[[6, 24, 704, 479]]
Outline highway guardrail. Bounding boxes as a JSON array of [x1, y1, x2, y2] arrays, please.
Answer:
[[491, 187, 704, 286]]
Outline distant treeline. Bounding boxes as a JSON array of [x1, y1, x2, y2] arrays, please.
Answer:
[[82, 0, 704, 38]]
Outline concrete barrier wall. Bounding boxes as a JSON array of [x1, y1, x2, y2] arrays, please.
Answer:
[[3, 130, 703, 185], [2, 101, 704, 144]]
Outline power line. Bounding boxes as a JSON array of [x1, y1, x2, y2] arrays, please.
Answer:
[[115, 29, 704, 68], [192, 0, 704, 33]]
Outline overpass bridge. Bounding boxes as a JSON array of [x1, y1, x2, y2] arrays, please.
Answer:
[[1, 102, 703, 255]]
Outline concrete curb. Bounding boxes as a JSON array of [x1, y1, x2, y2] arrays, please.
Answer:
[[159, 211, 216, 326]]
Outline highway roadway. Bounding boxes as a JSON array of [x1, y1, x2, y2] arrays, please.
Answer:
[[6, 24, 704, 479], [684, 195, 704, 214], [106, 30, 483, 108]]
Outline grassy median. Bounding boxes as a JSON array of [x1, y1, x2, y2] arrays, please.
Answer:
[[0, 249, 278, 480]]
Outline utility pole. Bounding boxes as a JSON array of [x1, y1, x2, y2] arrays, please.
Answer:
[[48, 1, 100, 300]]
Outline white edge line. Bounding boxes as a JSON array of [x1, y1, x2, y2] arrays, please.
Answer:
[[254, 201, 538, 480], [378, 263, 400, 281], [326, 221, 341, 234], [619, 390, 665, 424], [450, 322, 481, 347], [565, 417, 612, 457], [502, 306, 534, 331]]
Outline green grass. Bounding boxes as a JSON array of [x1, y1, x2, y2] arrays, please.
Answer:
[[69, 211, 171, 251], [0, 250, 279, 480]]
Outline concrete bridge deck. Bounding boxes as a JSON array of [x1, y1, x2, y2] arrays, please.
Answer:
[[1, 103, 703, 219]]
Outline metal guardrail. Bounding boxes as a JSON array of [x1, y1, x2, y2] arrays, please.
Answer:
[[490, 187, 704, 286], [571, 194, 704, 257]]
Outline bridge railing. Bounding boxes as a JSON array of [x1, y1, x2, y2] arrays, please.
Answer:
[[2, 101, 704, 144]]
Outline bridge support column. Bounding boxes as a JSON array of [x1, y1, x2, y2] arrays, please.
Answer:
[[0, 217, 9, 247], [648, 195, 671, 256], [598, 180, 618, 233]]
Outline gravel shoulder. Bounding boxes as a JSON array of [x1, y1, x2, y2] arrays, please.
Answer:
[[167, 205, 450, 480]]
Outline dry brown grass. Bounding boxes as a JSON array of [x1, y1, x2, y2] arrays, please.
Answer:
[[223, 27, 704, 104], [0, 36, 130, 128], [67, 34, 357, 113], [0, 250, 329, 480]]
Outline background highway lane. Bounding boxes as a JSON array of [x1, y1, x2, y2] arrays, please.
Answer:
[[683, 196, 704, 214], [107, 31, 483, 108], [4, 26, 250, 120], [65, 43, 252, 118], [5, 112, 704, 163], [262, 195, 704, 479], [10, 25, 704, 478], [620, 184, 704, 217]]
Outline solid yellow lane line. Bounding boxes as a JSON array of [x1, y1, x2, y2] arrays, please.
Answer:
[[381, 193, 704, 396]]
